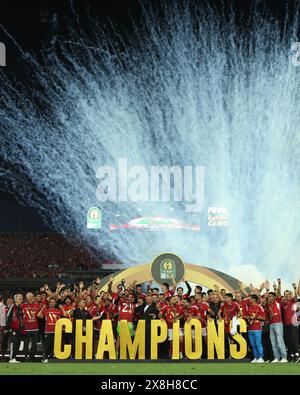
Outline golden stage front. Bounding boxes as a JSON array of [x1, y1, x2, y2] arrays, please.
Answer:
[[99, 254, 246, 293]]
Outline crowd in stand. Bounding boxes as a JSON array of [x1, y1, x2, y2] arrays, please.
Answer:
[[0, 233, 99, 278], [0, 277, 299, 363]]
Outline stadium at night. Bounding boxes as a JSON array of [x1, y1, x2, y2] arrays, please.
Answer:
[[0, 0, 299, 381]]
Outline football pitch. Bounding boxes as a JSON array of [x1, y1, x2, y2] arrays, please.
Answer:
[[0, 362, 299, 375]]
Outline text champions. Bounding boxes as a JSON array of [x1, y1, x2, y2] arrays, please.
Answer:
[[54, 318, 248, 360]]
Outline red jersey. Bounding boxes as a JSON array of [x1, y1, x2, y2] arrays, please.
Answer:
[[160, 304, 183, 328], [21, 303, 40, 331], [184, 305, 200, 321], [86, 303, 97, 316], [247, 304, 265, 330], [110, 292, 122, 304], [94, 304, 116, 330], [43, 308, 63, 333], [61, 305, 73, 320], [157, 301, 168, 310], [197, 302, 210, 327], [281, 299, 298, 326], [90, 304, 103, 330], [266, 300, 282, 324], [102, 304, 116, 320], [220, 302, 240, 333], [118, 299, 135, 322], [136, 292, 146, 300], [177, 298, 186, 307], [40, 298, 48, 307], [182, 293, 190, 299], [235, 298, 250, 318], [163, 289, 175, 300], [176, 293, 189, 300]]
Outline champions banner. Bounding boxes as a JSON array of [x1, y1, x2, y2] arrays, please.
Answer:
[[54, 318, 248, 360]]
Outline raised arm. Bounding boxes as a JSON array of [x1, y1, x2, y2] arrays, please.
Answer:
[[276, 278, 282, 297], [170, 274, 177, 292], [37, 305, 46, 319], [44, 284, 53, 298], [258, 282, 266, 296], [107, 277, 114, 297], [292, 282, 298, 300], [185, 280, 192, 296], [146, 280, 153, 293], [213, 284, 224, 301]]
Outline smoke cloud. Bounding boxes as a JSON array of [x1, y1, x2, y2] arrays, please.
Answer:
[[1, 2, 300, 283]]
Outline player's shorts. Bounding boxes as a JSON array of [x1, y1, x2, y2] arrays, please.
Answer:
[[117, 322, 134, 337], [168, 328, 183, 340]]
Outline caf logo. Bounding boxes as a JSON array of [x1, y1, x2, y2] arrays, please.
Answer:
[[87, 207, 102, 229], [151, 253, 185, 285], [162, 260, 174, 271], [89, 208, 100, 219]]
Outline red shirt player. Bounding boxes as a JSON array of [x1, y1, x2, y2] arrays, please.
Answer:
[[21, 293, 41, 333], [220, 293, 240, 333], [280, 289, 299, 359], [198, 302, 210, 328], [194, 294, 210, 328], [38, 298, 63, 334], [85, 296, 96, 316], [159, 296, 184, 358], [160, 297, 184, 330], [117, 296, 135, 323], [100, 300, 116, 320], [116, 295, 135, 354], [157, 295, 168, 311], [176, 282, 192, 300], [194, 295, 211, 338], [161, 282, 176, 300], [183, 298, 201, 343], [280, 290, 298, 326], [246, 298, 265, 331], [60, 298, 74, 322], [265, 294, 282, 325], [234, 292, 251, 319], [108, 279, 124, 303], [38, 298, 63, 362], [183, 299, 200, 321], [89, 296, 109, 332], [135, 285, 147, 301]]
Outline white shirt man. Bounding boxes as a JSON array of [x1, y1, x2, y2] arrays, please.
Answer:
[[0, 300, 6, 327]]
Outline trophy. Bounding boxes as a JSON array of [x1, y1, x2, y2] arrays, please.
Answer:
[[160, 259, 176, 280], [151, 253, 185, 286]]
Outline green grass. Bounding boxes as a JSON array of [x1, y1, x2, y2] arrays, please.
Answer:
[[0, 362, 299, 375]]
